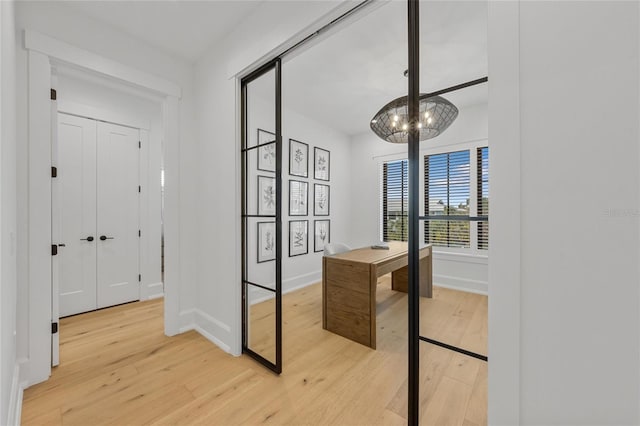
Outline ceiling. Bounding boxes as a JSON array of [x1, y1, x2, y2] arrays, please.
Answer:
[[280, 1, 488, 137], [58, 0, 487, 138], [57, 1, 265, 62]]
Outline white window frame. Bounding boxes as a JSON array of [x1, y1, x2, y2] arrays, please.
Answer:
[[378, 139, 488, 257]]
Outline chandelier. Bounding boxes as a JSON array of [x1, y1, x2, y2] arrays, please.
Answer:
[[370, 94, 458, 144]]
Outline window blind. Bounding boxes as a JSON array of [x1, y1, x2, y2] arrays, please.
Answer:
[[477, 147, 489, 250], [382, 160, 408, 242], [424, 150, 470, 248]]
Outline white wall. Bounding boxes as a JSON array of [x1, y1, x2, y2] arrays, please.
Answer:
[[489, 1, 640, 424], [0, 1, 18, 424], [349, 102, 489, 294], [56, 70, 164, 300], [14, 0, 198, 386], [244, 93, 351, 295], [193, 1, 349, 354]]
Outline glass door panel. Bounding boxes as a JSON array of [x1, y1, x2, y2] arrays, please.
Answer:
[[241, 61, 282, 373]]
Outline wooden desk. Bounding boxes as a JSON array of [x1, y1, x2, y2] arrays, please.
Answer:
[[322, 242, 432, 349]]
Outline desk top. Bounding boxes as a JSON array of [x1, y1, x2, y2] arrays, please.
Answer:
[[327, 241, 431, 265]]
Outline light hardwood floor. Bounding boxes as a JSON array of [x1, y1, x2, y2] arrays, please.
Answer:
[[22, 277, 487, 425]]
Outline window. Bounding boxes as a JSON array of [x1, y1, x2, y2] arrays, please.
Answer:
[[424, 150, 471, 248], [477, 147, 489, 250], [380, 146, 489, 250], [382, 160, 408, 242]]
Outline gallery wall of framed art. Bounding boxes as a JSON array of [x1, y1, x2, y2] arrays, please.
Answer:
[[244, 100, 351, 294]]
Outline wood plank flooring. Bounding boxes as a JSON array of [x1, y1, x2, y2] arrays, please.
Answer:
[[22, 276, 487, 425]]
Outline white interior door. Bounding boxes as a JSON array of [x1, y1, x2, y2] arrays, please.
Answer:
[[58, 114, 98, 317], [96, 122, 140, 308]]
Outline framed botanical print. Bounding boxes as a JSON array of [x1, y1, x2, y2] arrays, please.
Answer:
[[289, 180, 308, 216], [257, 222, 276, 263], [257, 175, 276, 216], [314, 183, 330, 216], [289, 139, 308, 178], [257, 129, 276, 172], [314, 147, 330, 181], [314, 220, 330, 253], [289, 220, 308, 257]]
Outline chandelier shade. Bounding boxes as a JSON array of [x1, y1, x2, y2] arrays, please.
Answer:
[[370, 94, 459, 144]]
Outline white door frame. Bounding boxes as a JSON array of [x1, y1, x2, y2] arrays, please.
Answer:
[[23, 30, 182, 386]]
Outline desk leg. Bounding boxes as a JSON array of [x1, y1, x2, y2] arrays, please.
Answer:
[[420, 252, 433, 298], [322, 257, 327, 329], [391, 255, 433, 298], [369, 265, 377, 350]]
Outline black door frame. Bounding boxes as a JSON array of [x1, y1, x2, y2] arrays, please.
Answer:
[[240, 59, 283, 374]]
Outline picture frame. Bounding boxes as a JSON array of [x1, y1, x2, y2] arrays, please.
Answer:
[[289, 139, 308, 178], [314, 220, 330, 253], [257, 222, 276, 263], [314, 147, 330, 181], [314, 183, 330, 216], [289, 180, 308, 216], [289, 220, 308, 257], [257, 129, 276, 172], [257, 175, 276, 216]]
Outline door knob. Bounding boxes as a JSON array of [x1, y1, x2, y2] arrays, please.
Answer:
[[99, 235, 114, 241], [80, 236, 94, 242]]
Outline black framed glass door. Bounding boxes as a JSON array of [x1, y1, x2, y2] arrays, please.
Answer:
[[241, 59, 282, 374]]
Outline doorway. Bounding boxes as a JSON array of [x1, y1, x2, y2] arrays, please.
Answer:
[[54, 113, 141, 318]]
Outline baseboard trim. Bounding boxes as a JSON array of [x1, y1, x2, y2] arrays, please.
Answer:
[[179, 308, 233, 355], [7, 363, 23, 426], [249, 271, 321, 305], [433, 275, 488, 295], [141, 282, 164, 301]]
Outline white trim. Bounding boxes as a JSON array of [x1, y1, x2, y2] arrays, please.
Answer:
[[433, 276, 488, 296], [488, 1, 521, 423], [249, 271, 321, 306], [57, 100, 150, 130], [7, 364, 23, 426], [24, 31, 182, 387], [142, 282, 164, 301], [180, 309, 233, 355], [433, 251, 488, 265], [24, 30, 181, 98], [27, 49, 53, 386], [233, 76, 242, 356], [283, 270, 321, 293]]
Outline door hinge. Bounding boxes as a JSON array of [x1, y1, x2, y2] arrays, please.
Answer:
[[138, 274, 141, 282], [51, 166, 57, 178], [51, 244, 58, 256], [51, 322, 58, 334], [138, 230, 141, 237], [138, 185, 141, 193], [50, 88, 57, 101]]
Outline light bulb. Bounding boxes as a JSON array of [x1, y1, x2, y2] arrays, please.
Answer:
[[371, 119, 377, 124], [418, 122, 423, 129], [393, 115, 399, 122], [391, 121, 396, 128], [402, 123, 408, 131], [427, 117, 433, 124], [424, 111, 430, 119]]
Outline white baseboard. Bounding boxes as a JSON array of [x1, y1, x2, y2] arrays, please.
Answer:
[[178, 308, 232, 355], [433, 274, 488, 295], [7, 363, 23, 426], [283, 270, 321, 293], [146, 281, 164, 300], [249, 270, 321, 305]]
